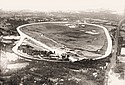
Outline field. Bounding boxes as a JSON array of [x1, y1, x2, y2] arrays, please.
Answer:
[[21, 22, 108, 59]]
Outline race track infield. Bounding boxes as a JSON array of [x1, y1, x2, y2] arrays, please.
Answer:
[[20, 22, 110, 60]]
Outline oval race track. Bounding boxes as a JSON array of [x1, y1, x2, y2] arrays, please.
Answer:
[[12, 22, 112, 62]]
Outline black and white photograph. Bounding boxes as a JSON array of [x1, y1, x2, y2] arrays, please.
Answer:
[[0, 0, 125, 85]]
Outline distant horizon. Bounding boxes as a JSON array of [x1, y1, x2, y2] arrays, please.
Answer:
[[0, 0, 124, 15], [0, 8, 123, 14]]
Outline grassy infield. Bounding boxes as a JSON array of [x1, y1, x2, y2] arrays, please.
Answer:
[[21, 23, 107, 59]]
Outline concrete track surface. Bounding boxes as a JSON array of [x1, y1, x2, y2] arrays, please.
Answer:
[[12, 22, 112, 62]]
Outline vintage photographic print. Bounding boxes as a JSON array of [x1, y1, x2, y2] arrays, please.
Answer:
[[0, 0, 125, 85]]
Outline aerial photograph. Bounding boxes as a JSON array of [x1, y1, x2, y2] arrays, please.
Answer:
[[0, 0, 125, 85]]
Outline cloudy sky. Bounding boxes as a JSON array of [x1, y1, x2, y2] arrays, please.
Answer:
[[0, 0, 124, 14]]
